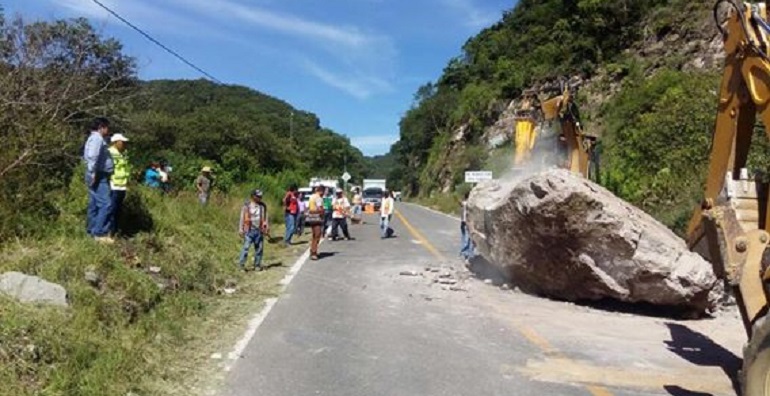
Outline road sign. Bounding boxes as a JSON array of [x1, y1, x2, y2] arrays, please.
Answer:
[[341, 172, 351, 182], [465, 171, 493, 183]]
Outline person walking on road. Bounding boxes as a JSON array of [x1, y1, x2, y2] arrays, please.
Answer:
[[323, 188, 334, 239], [83, 117, 114, 243], [307, 186, 326, 260], [351, 187, 362, 224], [238, 189, 269, 271], [283, 185, 299, 246], [380, 190, 395, 239], [107, 133, 130, 236], [460, 192, 474, 263], [196, 167, 213, 205], [331, 190, 353, 241]]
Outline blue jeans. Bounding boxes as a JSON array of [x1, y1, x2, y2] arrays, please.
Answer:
[[86, 175, 112, 237], [460, 222, 474, 259], [107, 190, 127, 235], [284, 213, 296, 244], [380, 214, 392, 238], [239, 229, 264, 268]]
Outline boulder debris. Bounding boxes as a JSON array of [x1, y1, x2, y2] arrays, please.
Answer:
[[466, 169, 721, 313], [0, 271, 69, 307]]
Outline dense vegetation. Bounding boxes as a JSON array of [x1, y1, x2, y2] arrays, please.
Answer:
[[0, 13, 367, 242], [387, 0, 770, 235], [0, 11, 353, 395]]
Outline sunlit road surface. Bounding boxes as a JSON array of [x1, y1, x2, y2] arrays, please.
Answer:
[[221, 203, 745, 396]]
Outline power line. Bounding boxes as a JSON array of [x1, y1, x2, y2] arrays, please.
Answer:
[[90, 0, 222, 84]]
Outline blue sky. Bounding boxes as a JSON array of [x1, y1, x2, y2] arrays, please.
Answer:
[[5, 0, 514, 156]]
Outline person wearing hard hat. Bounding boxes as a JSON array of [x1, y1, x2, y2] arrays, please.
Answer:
[[196, 166, 213, 205], [107, 133, 130, 236]]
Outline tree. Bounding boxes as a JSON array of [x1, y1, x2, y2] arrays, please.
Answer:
[[0, 14, 137, 239]]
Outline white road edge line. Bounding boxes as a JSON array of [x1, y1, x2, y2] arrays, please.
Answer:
[[223, 244, 315, 372]]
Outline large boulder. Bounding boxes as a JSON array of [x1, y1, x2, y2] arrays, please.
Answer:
[[467, 169, 721, 313], [0, 272, 69, 307]]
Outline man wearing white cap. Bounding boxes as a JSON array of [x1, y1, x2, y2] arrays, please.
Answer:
[[196, 166, 213, 205], [107, 133, 130, 235]]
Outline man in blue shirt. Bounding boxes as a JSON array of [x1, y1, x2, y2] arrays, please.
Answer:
[[83, 117, 115, 243]]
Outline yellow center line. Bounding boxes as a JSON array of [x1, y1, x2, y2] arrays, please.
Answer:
[[395, 210, 446, 260], [397, 207, 615, 396]]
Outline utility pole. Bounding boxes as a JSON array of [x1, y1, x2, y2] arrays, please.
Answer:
[[289, 111, 294, 142]]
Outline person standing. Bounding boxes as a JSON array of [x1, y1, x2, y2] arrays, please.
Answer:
[[83, 117, 114, 243], [107, 133, 130, 236], [282, 185, 299, 246], [295, 193, 306, 236], [307, 186, 326, 260], [196, 167, 213, 205], [351, 188, 363, 224], [380, 190, 395, 239], [238, 189, 269, 271], [459, 192, 474, 262], [331, 190, 353, 241]]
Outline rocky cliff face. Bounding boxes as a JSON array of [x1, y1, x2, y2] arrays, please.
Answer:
[[436, 4, 725, 188]]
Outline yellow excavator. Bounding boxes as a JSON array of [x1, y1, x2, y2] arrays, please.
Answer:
[[512, 78, 598, 180], [688, 1, 770, 394]]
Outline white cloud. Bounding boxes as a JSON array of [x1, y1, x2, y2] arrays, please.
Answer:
[[438, 0, 499, 29], [48, 0, 398, 99], [302, 60, 393, 100], [47, 0, 226, 38], [174, 0, 397, 98]]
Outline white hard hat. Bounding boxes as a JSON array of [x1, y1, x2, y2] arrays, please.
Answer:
[[111, 133, 129, 143]]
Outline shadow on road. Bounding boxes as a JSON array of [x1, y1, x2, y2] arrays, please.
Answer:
[[664, 323, 741, 395], [663, 385, 714, 396], [317, 252, 336, 259]]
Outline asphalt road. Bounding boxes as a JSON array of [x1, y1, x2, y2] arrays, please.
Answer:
[[220, 203, 744, 396]]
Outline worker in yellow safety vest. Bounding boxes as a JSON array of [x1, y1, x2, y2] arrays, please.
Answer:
[[107, 133, 130, 236]]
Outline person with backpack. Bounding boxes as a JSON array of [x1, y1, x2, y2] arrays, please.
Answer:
[[306, 186, 326, 260], [283, 185, 299, 246], [238, 189, 269, 271]]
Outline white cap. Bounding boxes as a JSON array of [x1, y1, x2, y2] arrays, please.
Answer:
[[111, 133, 129, 143]]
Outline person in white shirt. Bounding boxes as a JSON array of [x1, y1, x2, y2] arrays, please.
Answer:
[[330, 190, 354, 241], [380, 190, 395, 239]]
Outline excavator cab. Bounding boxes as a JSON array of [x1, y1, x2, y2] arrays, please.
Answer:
[[688, 1, 770, 394]]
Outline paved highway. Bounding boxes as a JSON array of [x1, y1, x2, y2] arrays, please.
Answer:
[[221, 203, 744, 396]]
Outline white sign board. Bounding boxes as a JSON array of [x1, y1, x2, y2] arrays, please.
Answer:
[[465, 171, 493, 183], [341, 172, 351, 182]]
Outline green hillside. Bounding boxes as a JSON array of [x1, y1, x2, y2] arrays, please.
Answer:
[[387, 0, 770, 234]]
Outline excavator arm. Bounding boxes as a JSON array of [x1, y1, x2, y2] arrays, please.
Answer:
[[688, 2, 770, 394], [512, 81, 598, 180]]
